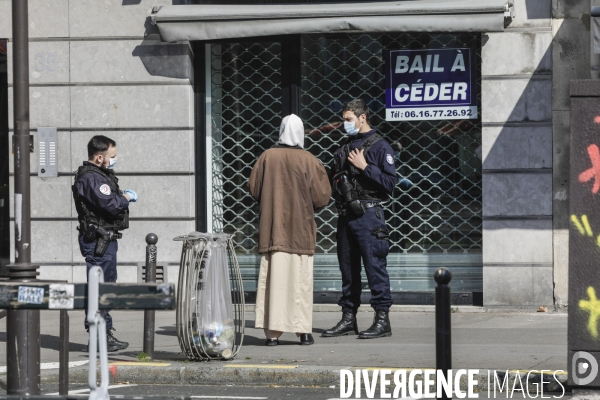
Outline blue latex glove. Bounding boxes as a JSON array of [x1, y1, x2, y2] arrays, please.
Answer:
[[124, 189, 138, 202]]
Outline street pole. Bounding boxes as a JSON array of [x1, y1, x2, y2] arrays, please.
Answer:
[[7, 0, 40, 395]]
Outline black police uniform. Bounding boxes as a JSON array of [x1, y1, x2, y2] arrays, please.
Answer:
[[332, 129, 397, 314], [73, 161, 129, 331]]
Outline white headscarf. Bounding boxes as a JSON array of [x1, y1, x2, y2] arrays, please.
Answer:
[[278, 114, 304, 148]]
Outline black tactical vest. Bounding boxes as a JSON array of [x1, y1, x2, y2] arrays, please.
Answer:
[[72, 164, 129, 232], [332, 134, 385, 202]]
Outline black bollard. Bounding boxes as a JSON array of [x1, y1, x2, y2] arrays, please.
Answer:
[[434, 267, 452, 400], [59, 310, 69, 395], [143, 234, 158, 359]]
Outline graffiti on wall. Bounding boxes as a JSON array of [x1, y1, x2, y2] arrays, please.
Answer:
[[571, 215, 600, 247], [573, 132, 600, 339], [570, 107, 600, 348], [579, 144, 600, 194], [580, 286, 600, 339]]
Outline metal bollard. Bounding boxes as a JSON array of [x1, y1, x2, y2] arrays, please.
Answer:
[[59, 309, 69, 395], [143, 233, 158, 359], [434, 267, 452, 400]]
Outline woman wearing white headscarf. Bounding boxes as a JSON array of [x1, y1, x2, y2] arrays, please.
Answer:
[[248, 114, 331, 346]]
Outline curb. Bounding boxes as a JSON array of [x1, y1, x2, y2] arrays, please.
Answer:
[[39, 362, 569, 393], [41, 363, 341, 388]]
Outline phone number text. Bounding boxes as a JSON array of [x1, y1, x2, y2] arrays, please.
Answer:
[[386, 106, 478, 121]]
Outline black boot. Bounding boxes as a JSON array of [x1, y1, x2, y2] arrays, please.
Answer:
[[87, 339, 121, 353], [358, 311, 392, 339], [107, 328, 129, 350], [321, 312, 358, 337]]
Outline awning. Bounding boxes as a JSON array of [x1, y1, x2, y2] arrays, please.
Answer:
[[151, 0, 515, 42]]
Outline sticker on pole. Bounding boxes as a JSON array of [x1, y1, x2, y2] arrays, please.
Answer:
[[17, 286, 44, 304], [49, 283, 75, 309]]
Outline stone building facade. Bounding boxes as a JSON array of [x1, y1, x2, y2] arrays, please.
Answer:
[[0, 0, 590, 309]]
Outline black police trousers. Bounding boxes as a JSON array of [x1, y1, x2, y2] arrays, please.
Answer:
[[336, 205, 393, 313], [78, 233, 118, 331]]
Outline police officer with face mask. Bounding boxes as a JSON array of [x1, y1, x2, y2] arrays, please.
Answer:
[[322, 99, 397, 339], [72, 135, 138, 352]]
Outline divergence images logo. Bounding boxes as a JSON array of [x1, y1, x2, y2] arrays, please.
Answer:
[[573, 351, 599, 385]]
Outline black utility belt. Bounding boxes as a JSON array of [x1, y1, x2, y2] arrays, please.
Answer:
[[338, 201, 382, 216], [78, 222, 122, 239]]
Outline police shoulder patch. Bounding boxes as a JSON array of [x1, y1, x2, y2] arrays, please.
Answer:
[[386, 154, 394, 165], [99, 184, 111, 196]]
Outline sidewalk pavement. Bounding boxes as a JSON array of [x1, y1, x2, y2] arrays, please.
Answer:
[[0, 307, 568, 389]]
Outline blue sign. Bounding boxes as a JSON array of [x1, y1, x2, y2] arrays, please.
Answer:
[[17, 286, 44, 304], [384, 48, 478, 121]]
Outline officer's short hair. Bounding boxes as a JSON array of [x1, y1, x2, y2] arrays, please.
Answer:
[[342, 99, 370, 123], [88, 135, 117, 159]]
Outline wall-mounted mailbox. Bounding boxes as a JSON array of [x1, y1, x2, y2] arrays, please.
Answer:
[[38, 127, 57, 178]]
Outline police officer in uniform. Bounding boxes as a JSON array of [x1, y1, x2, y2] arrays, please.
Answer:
[[322, 99, 397, 339], [72, 135, 138, 352]]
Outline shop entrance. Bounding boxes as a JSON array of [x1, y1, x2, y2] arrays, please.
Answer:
[[202, 33, 482, 299]]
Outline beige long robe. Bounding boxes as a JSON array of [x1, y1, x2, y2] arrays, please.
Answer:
[[254, 251, 314, 333]]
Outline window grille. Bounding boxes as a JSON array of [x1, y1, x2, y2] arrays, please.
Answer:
[[209, 33, 482, 293]]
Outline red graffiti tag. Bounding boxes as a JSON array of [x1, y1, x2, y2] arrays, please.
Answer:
[[580, 144, 600, 194]]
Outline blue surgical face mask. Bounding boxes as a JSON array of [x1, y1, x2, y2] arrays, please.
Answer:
[[344, 121, 359, 136], [107, 157, 117, 169]]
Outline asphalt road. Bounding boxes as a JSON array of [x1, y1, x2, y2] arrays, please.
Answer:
[[0, 383, 572, 400], [1, 383, 337, 399]]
